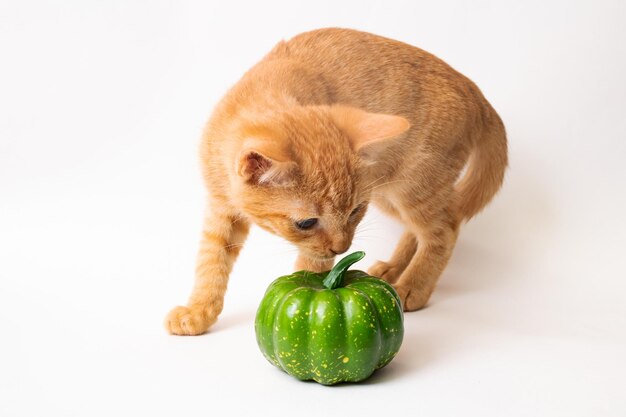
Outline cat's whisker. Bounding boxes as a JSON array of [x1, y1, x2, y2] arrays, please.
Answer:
[[355, 220, 378, 230], [361, 175, 387, 190], [355, 224, 376, 231], [356, 218, 378, 227], [362, 179, 412, 193], [353, 230, 385, 242], [354, 236, 383, 244], [355, 222, 381, 234], [222, 243, 245, 250], [354, 230, 382, 239]]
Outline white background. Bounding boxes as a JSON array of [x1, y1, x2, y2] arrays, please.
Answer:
[[1, 1, 625, 416]]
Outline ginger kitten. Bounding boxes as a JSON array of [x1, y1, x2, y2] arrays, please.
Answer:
[[165, 28, 507, 335]]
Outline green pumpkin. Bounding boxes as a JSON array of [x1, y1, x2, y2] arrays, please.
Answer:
[[255, 252, 404, 385]]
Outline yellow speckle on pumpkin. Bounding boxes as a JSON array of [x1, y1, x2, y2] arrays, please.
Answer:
[[343, 357, 350, 363]]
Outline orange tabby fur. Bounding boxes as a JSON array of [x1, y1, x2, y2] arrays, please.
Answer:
[[165, 28, 507, 335]]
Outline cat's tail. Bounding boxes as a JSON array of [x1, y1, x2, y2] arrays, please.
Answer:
[[456, 110, 508, 221]]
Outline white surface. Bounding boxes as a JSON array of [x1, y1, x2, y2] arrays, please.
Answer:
[[1, 1, 625, 416]]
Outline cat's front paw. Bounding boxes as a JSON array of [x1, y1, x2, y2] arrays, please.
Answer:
[[368, 260, 402, 284], [164, 305, 214, 336], [392, 284, 429, 312]]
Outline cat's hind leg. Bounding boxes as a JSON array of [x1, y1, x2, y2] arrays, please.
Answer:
[[392, 207, 460, 311]]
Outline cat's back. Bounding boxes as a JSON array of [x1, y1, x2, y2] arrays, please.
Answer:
[[265, 28, 476, 115], [268, 28, 434, 69]]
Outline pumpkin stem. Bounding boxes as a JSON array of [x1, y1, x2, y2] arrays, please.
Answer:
[[322, 251, 365, 290]]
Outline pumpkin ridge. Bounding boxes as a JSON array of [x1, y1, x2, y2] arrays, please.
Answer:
[[256, 279, 302, 366], [347, 280, 403, 368], [348, 286, 385, 374], [336, 287, 382, 382], [271, 286, 312, 374], [294, 288, 316, 381], [332, 289, 348, 384]]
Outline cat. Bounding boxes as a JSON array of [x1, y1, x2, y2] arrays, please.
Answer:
[[165, 28, 507, 335]]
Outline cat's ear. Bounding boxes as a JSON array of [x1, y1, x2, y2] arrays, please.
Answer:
[[236, 141, 297, 186], [330, 105, 410, 157]]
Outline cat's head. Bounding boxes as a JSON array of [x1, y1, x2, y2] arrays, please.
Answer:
[[232, 105, 410, 262]]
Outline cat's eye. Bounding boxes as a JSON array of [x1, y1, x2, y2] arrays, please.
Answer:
[[295, 218, 318, 230]]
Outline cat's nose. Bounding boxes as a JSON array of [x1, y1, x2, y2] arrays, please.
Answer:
[[330, 243, 350, 255]]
